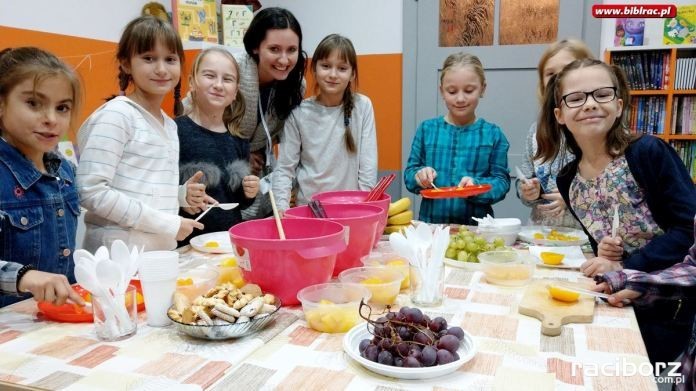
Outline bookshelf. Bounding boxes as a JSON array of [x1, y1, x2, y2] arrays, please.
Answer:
[[605, 45, 696, 182]]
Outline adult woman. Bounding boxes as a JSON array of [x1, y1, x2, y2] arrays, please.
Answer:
[[234, 7, 306, 219]]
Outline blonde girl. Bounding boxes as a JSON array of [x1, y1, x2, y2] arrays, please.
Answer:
[[177, 47, 260, 243], [518, 39, 593, 227], [77, 16, 206, 252], [0, 47, 85, 307], [404, 52, 510, 225], [272, 34, 377, 211]]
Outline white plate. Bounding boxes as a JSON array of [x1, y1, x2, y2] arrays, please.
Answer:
[[190, 231, 233, 254], [343, 323, 476, 380], [444, 257, 483, 271], [518, 226, 589, 246], [528, 245, 586, 269]]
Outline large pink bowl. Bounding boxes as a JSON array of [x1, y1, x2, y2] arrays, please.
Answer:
[[228, 218, 347, 305], [311, 190, 391, 246], [285, 203, 383, 276]]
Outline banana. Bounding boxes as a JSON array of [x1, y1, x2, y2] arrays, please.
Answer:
[[387, 210, 413, 225], [384, 224, 410, 234], [388, 197, 411, 216]]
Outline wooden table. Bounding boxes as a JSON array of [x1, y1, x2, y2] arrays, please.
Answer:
[[0, 244, 658, 390]]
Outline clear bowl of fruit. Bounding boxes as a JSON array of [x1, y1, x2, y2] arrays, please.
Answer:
[[338, 267, 403, 306], [176, 267, 219, 301], [216, 256, 245, 288], [297, 283, 372, 333], [361, 252, 410, 290], [478, 250, 534, 287]]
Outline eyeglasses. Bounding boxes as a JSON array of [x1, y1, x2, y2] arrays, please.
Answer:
[[560, 87, 617, 108]]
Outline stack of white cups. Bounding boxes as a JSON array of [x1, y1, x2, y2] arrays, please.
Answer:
[[138, 250, 179, 327]]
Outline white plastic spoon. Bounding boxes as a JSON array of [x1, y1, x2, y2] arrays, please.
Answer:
[[110, 240, 132, 292], [194, 202, 239, 222], [75, 264, 119, 337]]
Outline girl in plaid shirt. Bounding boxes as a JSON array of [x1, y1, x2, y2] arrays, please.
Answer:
[[404, 53, 510, 225]]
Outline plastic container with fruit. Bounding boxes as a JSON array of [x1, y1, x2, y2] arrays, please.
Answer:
[[478, 250, 534, 287], [216, 256, 245, 287], [475, 218, 521, 246], [361, 252, 410, 290], [297, 283, 372, 333], [176, 267, 219, 301], [338, 267, 403, 305]]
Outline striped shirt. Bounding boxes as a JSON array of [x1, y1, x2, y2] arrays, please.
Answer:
[[76, 97, 184, 251], [404, 117, 510, 224]]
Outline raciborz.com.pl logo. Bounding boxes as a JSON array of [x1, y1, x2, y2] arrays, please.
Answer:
[[572, 359, 684, 385]]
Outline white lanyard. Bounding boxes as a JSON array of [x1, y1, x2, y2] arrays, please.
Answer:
[[258, 98, 276, 170]]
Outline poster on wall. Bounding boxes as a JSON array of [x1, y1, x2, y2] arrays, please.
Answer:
[[222, 4, 254, 49], [614, 18, 645, 46], [499, 0, 558, 45], [664, 5, 696, 45], [439, 0, 494, 47], [171, 0, 218, 44]]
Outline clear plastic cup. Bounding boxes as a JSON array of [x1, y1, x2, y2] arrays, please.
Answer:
[[93, 284, 137, 341]]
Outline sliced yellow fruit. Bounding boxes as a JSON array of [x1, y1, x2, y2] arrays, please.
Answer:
[[177, 277, 193, 286], [219, 257, 237, 267], [361, 277, 384, 285], [204, 240, 219, 248], [533, 232, 545, 239], [540, 252, 565, 265], [548, 285, 580, 303], [318, 299, 335, 305]]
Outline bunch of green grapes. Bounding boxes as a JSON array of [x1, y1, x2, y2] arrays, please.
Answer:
[[445, 228, 506, 263]]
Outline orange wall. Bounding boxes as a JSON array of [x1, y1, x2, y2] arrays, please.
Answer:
[[0, 26, 401, 170]]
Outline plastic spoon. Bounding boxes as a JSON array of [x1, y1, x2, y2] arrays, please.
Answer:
[[611, 205, 620, 237], [515, 166, 530, 186], [110, 240, 132, 292], [75, 264, 119, 337], [194, 202, 239, 222]]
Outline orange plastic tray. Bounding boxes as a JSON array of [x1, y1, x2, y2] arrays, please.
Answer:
[[37, 283, 145, 323], [421, 184, 492, 199]]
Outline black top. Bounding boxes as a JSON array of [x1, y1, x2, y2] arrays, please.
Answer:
[[176, 115, 254, 244]]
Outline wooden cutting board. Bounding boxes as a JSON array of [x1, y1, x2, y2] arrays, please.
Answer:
[[518, 281, 595, 336]]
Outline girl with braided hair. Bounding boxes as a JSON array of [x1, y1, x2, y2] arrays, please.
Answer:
[[76, 16, 207, 252], [272, 33, 377, 212]]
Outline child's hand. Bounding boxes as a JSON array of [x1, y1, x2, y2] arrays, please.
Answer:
[[185, 171, 209, 210], [415, 167, 437, 188], [597, 236, 623, 261], [538, 191, 566, 216], [177, 218, 204, 241], [580, 256, 623, 277], [593, 282, 639, 307], [458, 176, 475, 187], [18, 270, 85, 306], [242, 175, 260, 198], [519, 178, 541, 201]]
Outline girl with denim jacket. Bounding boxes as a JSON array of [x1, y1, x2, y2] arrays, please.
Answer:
[[0, 47, 85, 308]]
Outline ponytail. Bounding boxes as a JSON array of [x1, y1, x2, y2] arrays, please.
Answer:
[[173, 81, 183, 116]]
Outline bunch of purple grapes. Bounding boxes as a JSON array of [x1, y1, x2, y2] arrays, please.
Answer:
[[358, 305, 464, 368]]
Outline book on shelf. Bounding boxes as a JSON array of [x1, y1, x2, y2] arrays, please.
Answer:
[[611, 51, 670, 90], [221, 4, 254, 49], [172, 0, 218, 44]]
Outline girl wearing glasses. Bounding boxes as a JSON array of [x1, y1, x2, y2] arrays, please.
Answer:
[[536, 58, 696, 364]]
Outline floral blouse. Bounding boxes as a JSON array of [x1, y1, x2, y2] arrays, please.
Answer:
[[569, 156, 663, 254]]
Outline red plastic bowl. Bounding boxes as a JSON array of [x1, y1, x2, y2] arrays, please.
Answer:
[[37, 282, 145, 323], [311, 190, 391, 247], [285, 203, 383, 276], [229, 218, 347, 305]]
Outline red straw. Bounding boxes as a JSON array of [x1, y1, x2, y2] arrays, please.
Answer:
[[365, 173, 395, 201]]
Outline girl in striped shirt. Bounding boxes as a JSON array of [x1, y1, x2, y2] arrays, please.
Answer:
[[77, 16, 207, 252]]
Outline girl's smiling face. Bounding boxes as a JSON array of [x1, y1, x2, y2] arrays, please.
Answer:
[[440, 65, 485, 126], [554, 65, 624, 143], [191, 51, 239, 112], [0, 75, 74, 165]]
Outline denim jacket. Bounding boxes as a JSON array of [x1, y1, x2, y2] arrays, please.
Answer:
[[0, 138, 78, 307]]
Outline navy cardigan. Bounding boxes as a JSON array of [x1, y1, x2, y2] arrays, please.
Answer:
[[556, 136, 696, 273]]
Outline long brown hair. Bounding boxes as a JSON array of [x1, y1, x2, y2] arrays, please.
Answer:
[[535, 59, 635, 164], [536, 38, 594, 105], [113, 16, 185, 113], [0, 47, 83, 134], [312, 34, 359, 154], [185, 47, 246, 137]]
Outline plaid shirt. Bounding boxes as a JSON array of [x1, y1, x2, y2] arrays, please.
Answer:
[[404, 117, 510, 224], [602, 215, 696, 303], [0, 261, 23, 296]]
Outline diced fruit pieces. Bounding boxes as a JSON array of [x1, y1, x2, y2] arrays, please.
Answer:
[[540, 252, 565, 265], [219, 257, 237, 267], [204, 240, 219, 248], [177, 277, 193, 286]]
